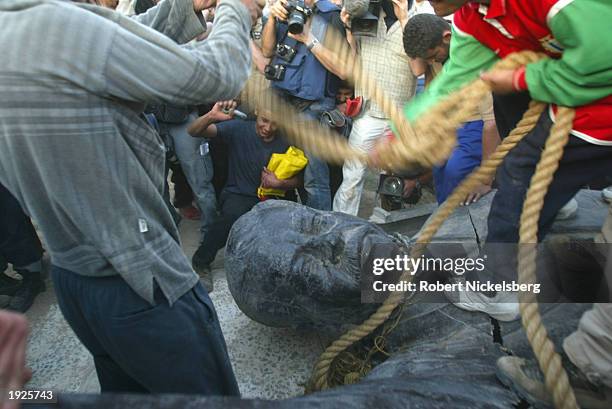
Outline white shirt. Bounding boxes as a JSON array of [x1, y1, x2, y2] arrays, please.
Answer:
[[408, 0, 435, 18]]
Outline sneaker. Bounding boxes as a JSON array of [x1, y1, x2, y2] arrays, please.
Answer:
[[7, 273, 45, 313], [496, 356, 612, 409], [447, 289, 520, 322], [556, 198, 578, 221], [0, 272, 23, 296], [193, 259, 213, 293], [602, 186, 612, 204]]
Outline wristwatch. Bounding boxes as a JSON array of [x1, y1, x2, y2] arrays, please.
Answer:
[[306, 38, 320, 51]]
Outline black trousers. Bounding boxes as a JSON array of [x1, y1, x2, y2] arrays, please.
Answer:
[[52, 265, 240, 395], [0, 183, 43, 271], [195, 192, 260, 266]]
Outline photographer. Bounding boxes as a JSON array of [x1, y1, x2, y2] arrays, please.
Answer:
[[261, 0, 347, 210], [332, 0, 417, 216]]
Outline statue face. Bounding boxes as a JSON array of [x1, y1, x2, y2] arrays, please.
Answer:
[[225, 201, 399, 328]]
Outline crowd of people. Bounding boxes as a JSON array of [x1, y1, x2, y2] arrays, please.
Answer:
[[1, 0, 611, 408]]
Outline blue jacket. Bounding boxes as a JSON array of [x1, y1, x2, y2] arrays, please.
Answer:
[[271, 0, 340, 102]]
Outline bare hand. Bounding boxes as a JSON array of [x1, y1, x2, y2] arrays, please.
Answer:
[[270, 0, 289, 21], [480, 69, 515, 94], [261, 167, 281, 189], [462, 183, 492, 206], [240, 0, 263, 26], [390, 0, 408, 24], [193, 0, 216, 12], [0, 311, 30, 409], [211, 100, 237, 121], [402, 178, 417, 198], [340, 8, 351, 28], [287, 19, 313, 43]]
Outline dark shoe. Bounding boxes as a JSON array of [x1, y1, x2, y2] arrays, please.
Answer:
[[496, 356, 612, 408], [193, 259, 213, 293], [0, 272, 23, 296], [7, 274, 45, 313]]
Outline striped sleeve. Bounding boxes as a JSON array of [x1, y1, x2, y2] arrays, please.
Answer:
[[104, 0, 252, 105]]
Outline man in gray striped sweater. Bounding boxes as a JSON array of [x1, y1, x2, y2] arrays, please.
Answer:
[[0, 0, 260, 395]]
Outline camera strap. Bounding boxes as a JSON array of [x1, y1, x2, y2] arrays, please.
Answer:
[[278, 12, 328, 52], [310, 14, 328, 44]]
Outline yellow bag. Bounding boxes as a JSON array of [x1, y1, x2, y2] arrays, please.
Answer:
[[257, 146, 308, 199]]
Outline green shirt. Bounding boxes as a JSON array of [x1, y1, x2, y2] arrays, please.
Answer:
[[404, 0, 612, 122]]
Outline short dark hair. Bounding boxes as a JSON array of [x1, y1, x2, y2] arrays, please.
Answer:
[[402, 14, 451, 59]]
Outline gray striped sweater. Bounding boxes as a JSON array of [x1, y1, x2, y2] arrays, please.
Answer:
[[0, 0, 252, 304]]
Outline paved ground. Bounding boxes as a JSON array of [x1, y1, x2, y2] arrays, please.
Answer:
[[21, 170, 384, 399]]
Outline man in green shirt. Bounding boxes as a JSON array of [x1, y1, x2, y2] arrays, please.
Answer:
[[392, 1, 612, 406]]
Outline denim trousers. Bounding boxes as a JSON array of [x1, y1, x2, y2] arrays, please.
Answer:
[[165, 112, 218, 240], [51, 265, 240, 395], [488, 112, 612, 243], [298, 98, 335, 211], [0, 182, 43, 270], [482, 111, 612, 284], [432, 120, 483, 204]]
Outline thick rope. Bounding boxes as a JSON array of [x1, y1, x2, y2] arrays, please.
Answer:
[[517, 107, 578, 409], [308, 100, 546, 391], [242, 33, 576, 406]]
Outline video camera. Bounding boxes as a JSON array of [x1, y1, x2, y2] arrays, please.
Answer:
[[284, 0, 313, 34], [348, 0, 382, 37]]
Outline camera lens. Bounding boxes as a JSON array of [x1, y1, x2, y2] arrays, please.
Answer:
[[288, 12, 305, 34], [382, 176, 403, 197]]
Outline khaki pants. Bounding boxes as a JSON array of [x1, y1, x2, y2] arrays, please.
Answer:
[[563, 204, 612, 388]]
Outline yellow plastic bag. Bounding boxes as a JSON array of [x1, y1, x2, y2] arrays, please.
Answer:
[[257, 146, 308, 199]]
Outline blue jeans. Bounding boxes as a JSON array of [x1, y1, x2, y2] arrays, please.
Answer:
[[482, 111, 612, 285], [166, 112, 217, 240], [488, 112, 612, 244], [51, 266, 239, 395], [433, 120, 483, 204], [299, 98, 335, 210]]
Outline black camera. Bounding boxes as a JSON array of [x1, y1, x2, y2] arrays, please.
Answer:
[[350, 0, 382, 37], [284, 0, 313, 34], [264, 64, 286, 81], [275, 43, 297, 63], [377, 174, 422, 211]]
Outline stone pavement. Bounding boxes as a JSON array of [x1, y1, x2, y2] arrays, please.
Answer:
[[22, 217, 331, 399]]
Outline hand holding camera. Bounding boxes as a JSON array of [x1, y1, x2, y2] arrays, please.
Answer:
[[270, 0, 312, 34], [270, 0, 290, 21]]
